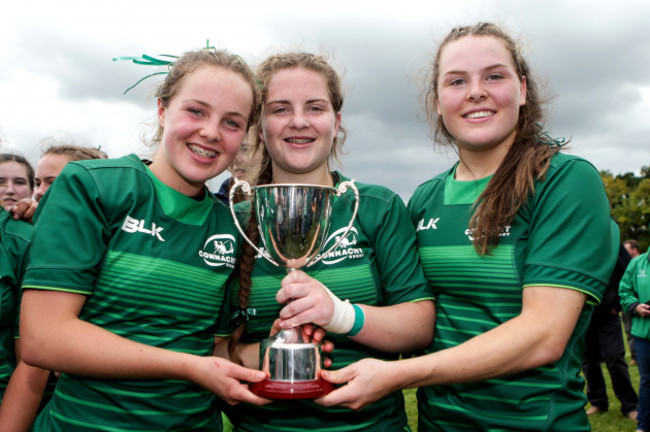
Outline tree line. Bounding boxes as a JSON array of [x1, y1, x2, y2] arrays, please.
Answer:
[[601, 166, 650, 251]]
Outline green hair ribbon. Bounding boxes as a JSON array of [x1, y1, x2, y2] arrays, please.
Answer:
[[535, 126, 567, 148], [112, 54, 178, 94], [113, 40, 261, 94]]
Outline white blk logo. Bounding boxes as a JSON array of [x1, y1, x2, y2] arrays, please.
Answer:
[[121, 215, 165, 242]]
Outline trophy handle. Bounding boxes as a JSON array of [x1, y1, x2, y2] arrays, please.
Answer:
[[229, 179, 281, 267], [306, 180, 360, 268]]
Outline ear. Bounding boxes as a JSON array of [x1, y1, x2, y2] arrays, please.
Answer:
[[519, 76, 527, 106], [334, 111, 342, 134], [157, 98, 165, 127], [436, 96, 442, 116]]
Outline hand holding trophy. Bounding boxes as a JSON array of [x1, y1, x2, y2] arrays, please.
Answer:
[[230, 179, 359, 399]]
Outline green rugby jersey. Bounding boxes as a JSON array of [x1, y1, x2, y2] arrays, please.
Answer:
[[408, 153, 617, 431], [23, 154, 239, 432], [0, 208, 32, 401], [225, 172, 433, 432]]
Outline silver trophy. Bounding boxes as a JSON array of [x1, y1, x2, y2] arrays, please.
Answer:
[[230, 179, 359, 399]]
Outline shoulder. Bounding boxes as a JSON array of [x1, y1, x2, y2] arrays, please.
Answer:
[[534, 153, 604, 196], [335, 172, 403, 206], [59, 154, 151, 190], [546, 152, 601, 179], [629, 252, 649, 268], [68, 154, 147, 173], [409, 167, 453, 205]]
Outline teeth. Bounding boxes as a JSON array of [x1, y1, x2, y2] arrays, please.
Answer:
[[465, 111, 493, 119], [188, 144, 217, 158], [287, 138, 313, 144]]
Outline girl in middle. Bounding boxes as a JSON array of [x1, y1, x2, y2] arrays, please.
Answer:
[[224, 52, 435, 431]]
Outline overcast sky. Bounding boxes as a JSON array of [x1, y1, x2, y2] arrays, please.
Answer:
[[1, 0, 648, 199]]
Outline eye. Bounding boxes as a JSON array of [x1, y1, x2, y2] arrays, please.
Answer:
[[449, 78, 465, 86], [307, 105, 325, 112], [271, 106, 288, 114], [224, 119, 243, 130], [487, 73, 503, 81], [35, 179, 41, 187], [188, 107, 204, 116]]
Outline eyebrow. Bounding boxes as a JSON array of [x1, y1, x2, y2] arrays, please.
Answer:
[[1, 176, 29, 182], [266, 98, 330, 106], [442, 63, 511, 76]]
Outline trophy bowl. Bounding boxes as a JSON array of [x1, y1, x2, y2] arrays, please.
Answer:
[[230, 180, 359, 399]]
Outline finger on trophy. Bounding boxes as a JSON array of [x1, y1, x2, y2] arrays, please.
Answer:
[[269, 319, 282, 337]]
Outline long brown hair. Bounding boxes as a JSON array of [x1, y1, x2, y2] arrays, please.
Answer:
[[228, 52, 346, 363], [425, 22, 562, 254]]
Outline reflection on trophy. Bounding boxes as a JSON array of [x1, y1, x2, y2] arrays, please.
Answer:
[[230, 179, 359, 399]]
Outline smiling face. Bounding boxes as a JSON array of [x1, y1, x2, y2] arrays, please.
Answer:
[[34, 153, 72, 202], [436, 35, 526, 158], [260, 67, 341, 185], [152, 64, 254, 196], [0, 161, 33, 209]]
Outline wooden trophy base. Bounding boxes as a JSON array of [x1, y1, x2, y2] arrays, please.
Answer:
[[249, 378, 335, 400]]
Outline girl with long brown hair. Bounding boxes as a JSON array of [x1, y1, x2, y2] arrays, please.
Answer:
[[318, 22, 618, 431]]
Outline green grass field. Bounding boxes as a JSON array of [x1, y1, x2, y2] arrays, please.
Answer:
[[403, 355, 641, 431]]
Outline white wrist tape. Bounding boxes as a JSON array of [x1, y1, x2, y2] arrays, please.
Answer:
[[321, 284, 355, 334]]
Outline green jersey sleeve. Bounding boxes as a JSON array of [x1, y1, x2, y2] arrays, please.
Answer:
[[24, 163, 110, 294], [522, 157, 618, 302]]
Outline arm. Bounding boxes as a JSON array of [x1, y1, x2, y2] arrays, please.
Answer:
[[277, 189, 435, 352], [276, 271, 433, 352], [318, 285, 584, 410], [21, 289, 269, 406], [213, 336, 260, 370], [0, 340, 49, 432], [618, 257, 650, 317]]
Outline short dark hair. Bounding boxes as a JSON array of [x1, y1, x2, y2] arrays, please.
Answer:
[[0, 153, 35, 190], [624, 239, 640, 253]]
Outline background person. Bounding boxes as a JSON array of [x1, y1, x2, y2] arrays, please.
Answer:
[[317, 22, 617, 432], [0, 154, 34, 211], [625, 239, 643, 365], [34, 141, 107, 202], [19, 48, 268, 431], [223, 52, 435, 432], [582, 243, 638, 420], [0, 142, 109, 430], [619, 249, 650, 432], [0, 201, 33, 428]]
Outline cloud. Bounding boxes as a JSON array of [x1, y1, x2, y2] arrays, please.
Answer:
[[1, 0, 649, 197]]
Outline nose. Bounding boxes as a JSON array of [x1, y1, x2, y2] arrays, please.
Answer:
[[289, 110, 309, 129], [467, 81, 487, 102], [200, 121, 221, 142], [34, 183, 47, 202], [4, 181, 15, 195]]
